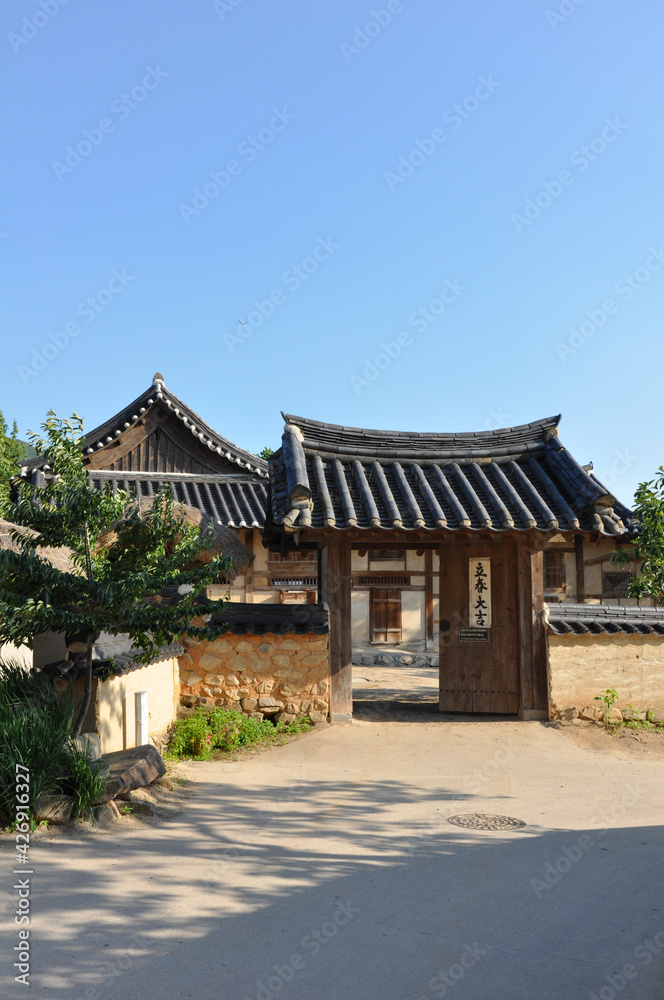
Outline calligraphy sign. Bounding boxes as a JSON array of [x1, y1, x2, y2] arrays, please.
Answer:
[[469, 558, 491, 628]]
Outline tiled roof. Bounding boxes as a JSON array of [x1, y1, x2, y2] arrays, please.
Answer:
[[89, 471, 268, 529], [209, 602, 328, 635], [269, 414, 634, 536], [21, 375, 268, 479], [42, 641, 183, 682], [546, 603, 664, 636]]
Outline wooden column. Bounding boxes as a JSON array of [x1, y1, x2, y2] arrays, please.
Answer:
[[244, 529, 254, 604], [424, 549, 434, 649], [531, 540, 549, 717], [517, 537, 549, 719], [324, 535, 353, 721], [574, 535, 585, 604]]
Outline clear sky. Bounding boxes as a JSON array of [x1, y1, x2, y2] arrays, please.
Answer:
[[2, 0, 661, 504]]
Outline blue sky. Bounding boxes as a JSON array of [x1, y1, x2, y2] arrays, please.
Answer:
[[2, 0, 661, 503]]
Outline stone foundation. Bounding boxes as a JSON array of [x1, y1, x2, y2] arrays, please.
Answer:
[[178, 631, 330, 724]]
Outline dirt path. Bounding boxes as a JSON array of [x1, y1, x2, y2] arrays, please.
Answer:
[[3, 719, 663, 1000]]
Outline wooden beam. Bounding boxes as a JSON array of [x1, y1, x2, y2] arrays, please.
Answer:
[[530, 544, 549, 717], [517, 540, 534, 717], [425, 549, 434, 648], [244, 529, 254, 604], [574, 535, 585, 604], [325, 537, 353, 721]]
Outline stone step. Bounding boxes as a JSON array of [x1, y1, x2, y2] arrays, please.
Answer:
[[353, 650, 439, 668]]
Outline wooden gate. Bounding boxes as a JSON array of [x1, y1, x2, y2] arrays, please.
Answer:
[[371, 589, 402, 644], [439, 542, 520, 714]]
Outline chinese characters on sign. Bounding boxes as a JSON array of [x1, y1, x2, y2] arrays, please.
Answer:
[[469, 558, 491, 628]]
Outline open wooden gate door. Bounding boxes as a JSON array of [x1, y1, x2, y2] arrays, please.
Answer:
[[439, 541, 520, 714]]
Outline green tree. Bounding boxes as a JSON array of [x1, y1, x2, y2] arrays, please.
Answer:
[[611, 466, 664, 604], [0, 409, 27, 501], [0, 412, 229, 735], [258, 446, 274, 460]]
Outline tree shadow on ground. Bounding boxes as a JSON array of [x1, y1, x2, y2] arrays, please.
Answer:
[[3, 772, 663, 1000]]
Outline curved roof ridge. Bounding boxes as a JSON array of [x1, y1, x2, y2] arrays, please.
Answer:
[[22, 377, 268, 478], [281, 412, 562, 460]]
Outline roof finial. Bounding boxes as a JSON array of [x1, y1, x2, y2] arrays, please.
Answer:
[[153, 372, 165, 385]]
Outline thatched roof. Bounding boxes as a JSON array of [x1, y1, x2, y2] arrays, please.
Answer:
[[0, 519, 78, 574], [96, 499, 254, 579]]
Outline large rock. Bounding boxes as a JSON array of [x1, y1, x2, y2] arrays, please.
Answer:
[[34, 794, 74, 825], [124, 800, 156, 818], [117, 787, 157, 804], [94, 802, 118, 827], [579, 704, 602, 722], [181, 670, 202, 688], [100, 745, 166, 802], [74, 733, 102, 760], [258, 697, 284, 714]]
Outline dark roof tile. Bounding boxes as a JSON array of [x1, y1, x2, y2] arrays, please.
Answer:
[[269, 415, 634, 536]]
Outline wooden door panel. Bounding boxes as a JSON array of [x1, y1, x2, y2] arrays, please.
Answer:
[[371, 589, 402, 643], [439, 541, 520, 715]]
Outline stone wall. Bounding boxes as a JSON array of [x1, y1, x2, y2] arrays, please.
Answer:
[[549, 633, 664, 716], [178, 631, 330, 724]]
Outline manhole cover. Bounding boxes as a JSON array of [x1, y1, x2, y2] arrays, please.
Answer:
[[447, 813, 525, 831]]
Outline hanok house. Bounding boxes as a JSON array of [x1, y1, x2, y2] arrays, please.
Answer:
[[19, 373, 317, 606], [266, 413, 641, 722]]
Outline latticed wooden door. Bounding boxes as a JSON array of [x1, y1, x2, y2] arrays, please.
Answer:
[[371, 589, 402, 643]]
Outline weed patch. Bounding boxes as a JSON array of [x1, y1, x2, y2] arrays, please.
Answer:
[[166, 708, 311, 761]]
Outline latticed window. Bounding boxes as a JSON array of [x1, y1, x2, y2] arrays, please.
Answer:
[[544, 551, 566, 590], [369, 549, 403, 561], [603, 571, 631, 596]]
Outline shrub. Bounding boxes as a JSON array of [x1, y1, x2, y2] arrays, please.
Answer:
[[167, 712, 215, 760], [166, 708, 312, 760], [0, 661, 74, 820], [59, 743, 106, 818], [0, 661, 109, 824]]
